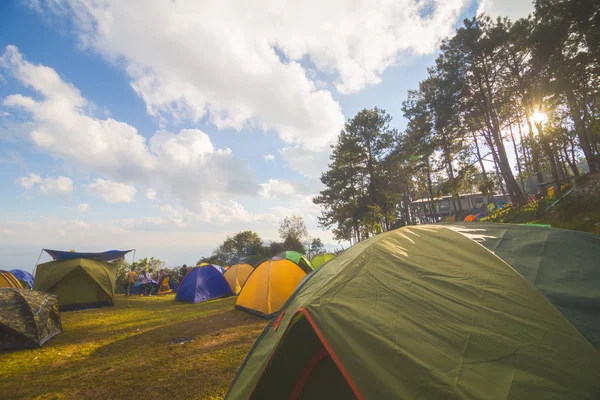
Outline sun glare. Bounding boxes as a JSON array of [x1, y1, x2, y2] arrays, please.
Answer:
[[532, 110, 548, 125]]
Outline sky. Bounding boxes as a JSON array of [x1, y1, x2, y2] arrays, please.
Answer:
[[0, 0, 534, 270]]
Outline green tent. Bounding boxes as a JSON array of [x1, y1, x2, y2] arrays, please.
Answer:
[[34, 258, 117, 311], [0, 288, 63, 349], [275, 251, 314, 271], [310, 253, 335, 269], [446, 222, 600, 349], [227, 225, 600, 399]]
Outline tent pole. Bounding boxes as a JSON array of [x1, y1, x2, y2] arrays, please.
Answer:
[[32, 249, 44, 277]]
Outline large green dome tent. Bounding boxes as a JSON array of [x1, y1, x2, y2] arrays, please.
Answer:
[[446, 223, 600, 349], [226, 225, 600, 399]]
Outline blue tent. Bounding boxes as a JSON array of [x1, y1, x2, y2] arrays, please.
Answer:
[[9, 269, 34, 289], [43, 249, 133, 262], [175, 265, 232, 304], [212, 265, 225, 274], [130, 280, 158, 295]]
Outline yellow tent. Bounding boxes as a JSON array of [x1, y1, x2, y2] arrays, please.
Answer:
[[235, 259, 308, 317], [0, 271, 23, 288], [223, 263, 254, 294], [157, 275, 173, 295]]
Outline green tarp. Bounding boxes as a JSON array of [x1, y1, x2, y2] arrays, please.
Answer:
[[447, 223, 600, 349], [227, 225, 600, 399], [34, 258, 117, 311]]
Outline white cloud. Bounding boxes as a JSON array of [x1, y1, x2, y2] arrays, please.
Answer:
[[85, 178, 136, 204], [260, 178, 315, 200], [35, 0, 469, 151], [144, 188, 157, 200], [1, 46, 258, 212], [263, 154, 275, 162], [0, 111, 10, 117], [17, 173, 73, 196], [17, 173, 41, 189], [77, 203, 89, 212], [279, 146, 331, 179], [477, 0, 534, 21]]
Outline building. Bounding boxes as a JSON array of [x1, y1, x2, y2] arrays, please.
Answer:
[[410, 193, 509, 223]]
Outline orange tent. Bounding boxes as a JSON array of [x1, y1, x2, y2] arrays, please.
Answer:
[[0, 270, 23, 288], [223, 263, 254, 294], [235, 259, 310, 317]]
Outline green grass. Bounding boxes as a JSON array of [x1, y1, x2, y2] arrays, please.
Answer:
[[1, 295, 268, 400]]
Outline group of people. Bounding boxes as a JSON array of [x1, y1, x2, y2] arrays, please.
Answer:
[[123, 267, 154, 297]]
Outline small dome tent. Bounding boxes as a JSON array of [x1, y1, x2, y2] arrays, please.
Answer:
[[0, 288, 63, 349], [275, 251, 314, 272], [235, 257, 313, 318], [310, 253, 335, 269], [0, 270, 23, 289], [157, 274, 179, 295], [9, 269, 34, 289], [223, 263, 255, 294], [175, 265, 232, 304]]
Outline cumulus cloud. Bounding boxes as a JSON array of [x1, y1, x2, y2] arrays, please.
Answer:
[[263, 154, 275, 162], [77, 203, 89, 212], [34, 0, 468, 152], [85, 179, 136, 204], [1, 46, 259, 212], [279, 147, 331, 179], [17, 173, 73, 196], [477, 0, 534, 21], [144, 188, 157, 200], [17, 173, 41, 189]]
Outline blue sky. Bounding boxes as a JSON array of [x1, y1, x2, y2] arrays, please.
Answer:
[[0, 0, 533, 270]]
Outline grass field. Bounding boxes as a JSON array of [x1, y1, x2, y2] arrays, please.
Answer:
[[1, 295, 268, 400]]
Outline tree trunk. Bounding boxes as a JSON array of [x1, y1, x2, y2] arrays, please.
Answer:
[[478, 62, 526, 205], [565, 90, 598, 173], [425, 157, 437, 223], [535, 122, 561, 199], [509, 123, 527, 193]]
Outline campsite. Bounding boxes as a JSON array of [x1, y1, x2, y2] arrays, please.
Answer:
[[2, 0, 600, 399]]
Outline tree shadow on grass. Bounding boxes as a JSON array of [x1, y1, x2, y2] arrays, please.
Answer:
[[4, 307, 268, 399]]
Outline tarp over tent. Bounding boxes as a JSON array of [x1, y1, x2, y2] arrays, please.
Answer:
[[9, 269, 34, 289], [43, 249, 133, 262], [226, 225, 600, 399], [34, 258, 117, 311], [175, 265, 232, 304], [0, 270, 23, 289], [235, 258, 311, 318], [275, 251, 314, 272], [310, 253, 335, 269], [223, 263, 254, 294], [0, 288, 63, 349], [447, 222, 600, 349]]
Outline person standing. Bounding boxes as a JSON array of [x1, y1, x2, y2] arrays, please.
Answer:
[[145, 269, 154, 296], [180, 264, 188, 281], [125, 267, 136, 296], [139, 270, 151, 297]]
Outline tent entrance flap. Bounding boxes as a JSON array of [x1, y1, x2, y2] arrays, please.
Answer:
[[250, 314, 357, 400]]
